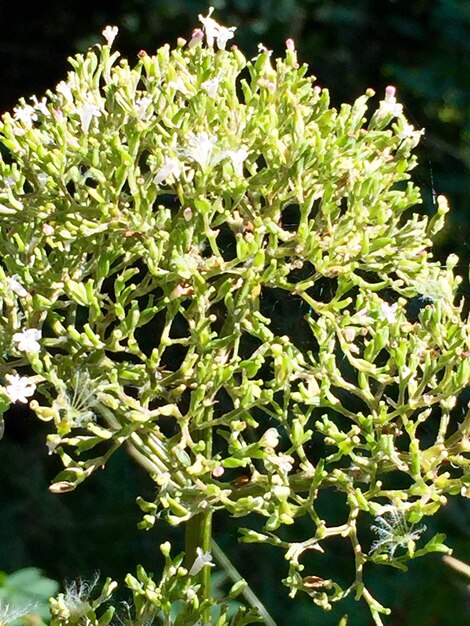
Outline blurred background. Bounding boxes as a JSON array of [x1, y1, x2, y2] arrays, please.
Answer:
[[0, 1, 469, 624]]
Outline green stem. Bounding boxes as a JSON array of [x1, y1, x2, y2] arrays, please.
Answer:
[[184, 416, 214, 623]]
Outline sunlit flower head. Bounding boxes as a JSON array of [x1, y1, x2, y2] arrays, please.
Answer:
[[135, 96, 152, 120], [379, 301, 398, 324], [13, 104, 37, 131], [30, 95, 49, 116], [4, 373, 37, 403], [78, 101, 102, 133], [199, 7, 236, 50], [12, 328, 41, 354], [56, 80, 74, 104], [184, 131, 217, 169], [224, 147, 249, 176], [5, 275, 28, 297], [102, 25, 118, 46], [154, 157, 182, 185], [201, 76, 221, 98]]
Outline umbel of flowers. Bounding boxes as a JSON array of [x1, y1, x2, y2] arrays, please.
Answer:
[[0, 8, 469, 625]]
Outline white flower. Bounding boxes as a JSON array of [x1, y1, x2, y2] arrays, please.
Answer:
[[267, 453, 294, 476], [397, 123, 415, 141], [168, 72, 195, 96], [184, 131, 218, 169], [198, 7, 236, 50], [4, 373, 36, 403], [56, 80, 74, 104], [135, 96, 152, 120], [12, 328, 42, 353], [189, 548, 215, 576], [37, 172, 48, 188], [6, 275, 28, 297], [224, 147, 249, 176], [13, 104, 37, 129], [201, 76, 221, 98], [4, 174, 17, 188], [154, 157, 182, 185], [78, 102, 102, 133], [102, 25, 118, 46], [379, 301, 398, 324], [260, 427, 280, 449], [30, 95, 49, 116]]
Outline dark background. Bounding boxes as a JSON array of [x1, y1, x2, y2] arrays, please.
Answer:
[[1, 1, 470, 624]]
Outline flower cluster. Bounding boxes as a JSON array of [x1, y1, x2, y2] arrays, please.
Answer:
[[0, 8, 468, 626]]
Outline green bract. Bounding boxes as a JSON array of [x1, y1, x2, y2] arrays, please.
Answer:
[[0, 10, 469, 625]]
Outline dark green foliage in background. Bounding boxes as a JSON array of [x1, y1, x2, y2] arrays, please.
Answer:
[[0, 1, 469, 625]]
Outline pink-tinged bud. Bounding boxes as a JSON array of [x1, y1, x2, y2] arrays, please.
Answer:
[[385, 85, 396, 99], [189, 28, 204, 48], [286, 38, 295, 51], [137, 49, 147, 58], [212, 466, 225, 478], [183, 207, 193, 221], [42, 224, 54, 235]]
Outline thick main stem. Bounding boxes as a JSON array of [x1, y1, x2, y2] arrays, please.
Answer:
[[184, 419, 214, 623], [185, 507, 213, 587]]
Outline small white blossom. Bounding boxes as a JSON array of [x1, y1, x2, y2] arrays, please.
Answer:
[[224, 147, 249, 176], [268, 453, 294, 475], [168, 76, 191, 95], [37, 172, 48, 188], [201, 76, 221, 98], [12, 328, 42, 353], [397, 123, 416, 141], [199, 7, 236, 50], [260, 427, 280, 449], [135, 96, 152, 120], [4, 373, 36, 403], [102, 25, 118, 46], [379, 301, 398, 323], [56, 80, 74, 104], [189, 548, 215, 576], [78, 102, 102, 133], [154, 157, 182, 185], [13, 104, 37, 130], [30, 95, 49, 116], [4, 174, 17, 188], [184, 131, 217, 169], [258, 78, 276, 93], [6, 275, 28, 297]]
